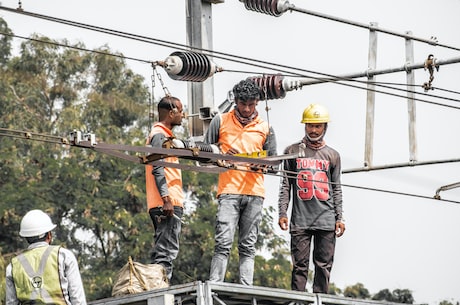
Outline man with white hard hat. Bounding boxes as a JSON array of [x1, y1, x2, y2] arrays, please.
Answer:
[[5, 209, 87, 305]]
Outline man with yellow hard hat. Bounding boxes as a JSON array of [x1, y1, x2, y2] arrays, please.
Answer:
[[5, 209, 87, 305], [278, 104, 345, 293]]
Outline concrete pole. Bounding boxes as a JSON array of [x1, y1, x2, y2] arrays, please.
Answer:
[[405, 31, 417, 162], [185, 0, 222, 137], [364, 22, 378, 168]]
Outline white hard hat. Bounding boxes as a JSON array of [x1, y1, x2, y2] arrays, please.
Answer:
[[19, 209, 57, 237]]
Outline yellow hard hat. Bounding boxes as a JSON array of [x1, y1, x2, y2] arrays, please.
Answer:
[[301, 104, 330, 124]]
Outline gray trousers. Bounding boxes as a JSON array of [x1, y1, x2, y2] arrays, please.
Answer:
[[209, 194, 263, 286], [149, 206, 183, 280]]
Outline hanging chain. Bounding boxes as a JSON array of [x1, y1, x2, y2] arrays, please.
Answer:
[[149, 64, 156, 126], [153, 65, 171, 97], [262, 74, 271, 128], [259, 74, 275, 145], [149, 63, 172, 125]]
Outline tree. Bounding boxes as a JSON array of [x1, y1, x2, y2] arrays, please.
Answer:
[[343, 282, 370, 299], [328, 282, 342, 295], [0, 20, 293, 302], [373, 288, 414, 304], [439, 300, 460, 305], [373, 289, 394, 302], [0, 24, 151, 300]]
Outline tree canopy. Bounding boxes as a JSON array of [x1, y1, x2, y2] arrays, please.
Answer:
[[0, 20, 292, 301], [0, 18, 443, 305]]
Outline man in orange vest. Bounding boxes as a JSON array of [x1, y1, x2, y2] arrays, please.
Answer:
[[5, 209, 87, 305], [204, 79, 277, 285], [145, 96, 185, 282]]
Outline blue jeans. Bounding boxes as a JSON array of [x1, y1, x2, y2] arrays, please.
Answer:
[[209, 194, 263, 285], [149, 206, 183, 280]]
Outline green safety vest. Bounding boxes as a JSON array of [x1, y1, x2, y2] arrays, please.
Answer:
[[11, 245, 67, 305]]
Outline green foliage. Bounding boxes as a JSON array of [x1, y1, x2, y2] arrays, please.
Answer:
[[172, 176, 217, 284], [0, 17, 439, 305], [328, 282, 342, 295], [0, 18, 12, 65], [0, 23, 151, 301], [0, 22, 293, 302], [253, 249, 291, 289], [438, 300, 460, 305], [343, 282, 370, 299], [373, 288, 414, 304]]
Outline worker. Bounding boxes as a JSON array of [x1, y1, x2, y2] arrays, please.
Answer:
[[278, 104, 345, 293], [5, 209, 87, 305]]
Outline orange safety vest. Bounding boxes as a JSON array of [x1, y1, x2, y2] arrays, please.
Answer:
[[145, 123, 184, 210], [216, 111, 269, 197]]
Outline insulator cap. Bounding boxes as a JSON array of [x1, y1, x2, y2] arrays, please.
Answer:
[[248, 74, 286, 100], [163, 51, 218, 82], [240, 0, 290, 17]]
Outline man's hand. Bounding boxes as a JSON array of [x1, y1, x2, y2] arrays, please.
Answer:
[[162, 196, 174, 217], [225, 147, 240, 155], [335, 220, 346, 237], [278, 217, 289, 231]]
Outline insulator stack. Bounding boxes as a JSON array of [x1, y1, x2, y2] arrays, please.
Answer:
[[248, 74, 286, 100], [240, 0, 291, 17], [194, 142, 220, 153], [169, 138, 220, 154], [163, 51, 219, 82]]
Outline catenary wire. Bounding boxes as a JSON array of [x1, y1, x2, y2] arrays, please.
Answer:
[[3, 30, 460, 112], [1, 6, 460, 109], [1, 128, 458, 205], [1, 8, 459, 203]]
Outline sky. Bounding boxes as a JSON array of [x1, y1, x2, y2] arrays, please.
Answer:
[[1, 1, 460, 304]]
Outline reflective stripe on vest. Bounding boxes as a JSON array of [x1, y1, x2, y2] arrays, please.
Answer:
[[12, 245, 66, 305]]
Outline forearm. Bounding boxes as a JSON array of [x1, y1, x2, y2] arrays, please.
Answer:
[[263, 127, 277, 157], [278, 176, 291, 218], [203, 116, 221, 145], [152, 166, 169, 197]]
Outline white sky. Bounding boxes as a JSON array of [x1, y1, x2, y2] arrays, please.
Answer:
[[1, 1, 460, 304]]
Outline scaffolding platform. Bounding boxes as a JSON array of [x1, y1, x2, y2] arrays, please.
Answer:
[[88, 281, 406, 305]]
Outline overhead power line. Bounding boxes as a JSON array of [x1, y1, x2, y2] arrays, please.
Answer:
[[240, 0, 460, 52], [1, 127, 459, 205], [3, 30, 460, 112], [1, 5, 460, 110]]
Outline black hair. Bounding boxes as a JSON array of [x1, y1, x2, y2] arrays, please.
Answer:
[[25, 232, 49, 244], [158, 96, 179, 111], [232, 79, 260, 102]]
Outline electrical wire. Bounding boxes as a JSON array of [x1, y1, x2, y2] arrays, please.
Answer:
[[1, 5, 460, 110], [1, 127, 458, 205], [213, 163, 460, 205], [3, 30, 460, 113], [0, 31, 151, 64], [1, 7, 459, 204]]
